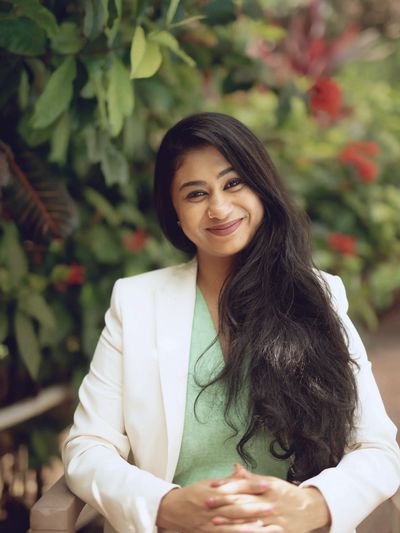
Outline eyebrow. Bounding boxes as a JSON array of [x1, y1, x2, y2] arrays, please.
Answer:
[[178, 166, 235, 191]]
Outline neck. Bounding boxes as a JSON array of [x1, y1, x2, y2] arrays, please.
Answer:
[[196, 252, 233, 297]]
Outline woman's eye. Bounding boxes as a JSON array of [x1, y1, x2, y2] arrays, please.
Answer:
[[186, 190, 206, 200], [225, 177, 243, 189]]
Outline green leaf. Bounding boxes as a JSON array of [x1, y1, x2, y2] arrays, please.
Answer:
[[83, 0, 109, 40], [87, 225, 122, 264], [49, 111, 71, 165], [169, 15, 206, 29], [2, 223, 28, 286], [130, 25, 146, 78], [39, 301, 73, 348], [131, 39, 162, 79], [18, 112, 53, 147], [13, 0, 58, 37], [18, 69, 29, 110], [32, 57, 76, 129], [14, 311, 41, 379], [50, 22, 83, 54], [84, 60, 108, 129], [150, 30, 195, 67], [100, 141, 129, 185], [166, 0, 180, 26], [18, 291, 56, 329], [0, 18, 46, 56], [84, 187, 121, 226], [107, 55, 134, 137], [105, 0, 122, 45]]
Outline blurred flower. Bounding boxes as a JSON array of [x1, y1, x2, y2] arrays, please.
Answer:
[[65, 263, 86, 285], [338, 141, 380, 182], [327, 233, 357, 256], [246, 0, 362, 82], [309, 77, 342, 118], [123, 229, 149, 252]]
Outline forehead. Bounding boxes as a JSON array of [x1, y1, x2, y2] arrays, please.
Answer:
[[173, 146, 231, 182]]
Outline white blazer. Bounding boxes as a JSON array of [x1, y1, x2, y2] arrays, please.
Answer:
[[62, 259, 400, 533]]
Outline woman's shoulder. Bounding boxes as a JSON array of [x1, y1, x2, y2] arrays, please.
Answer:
[[313, 268, 349, 315], [114, 257, 196, 294]]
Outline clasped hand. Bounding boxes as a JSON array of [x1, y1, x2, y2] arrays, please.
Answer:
[[157, 464, 330, 533]]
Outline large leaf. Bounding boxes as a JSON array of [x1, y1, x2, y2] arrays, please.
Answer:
[[105, 0, 122, 45], [1, 145, 80, 244], [107, 55, 134, 137], [150, 30, 195, 67], [14, 310, 41, 379], [84, 187, 121, 226], [130, 25, 146, 77], [166, 0, 180, 26], [130, 26, 162, 79], [83, 0, 109, 40], [49, 111, 71, 165], [0, 17, 46, 56], [13, 0, 58, 37], [50, 22, 83, 54], [1, 221, 28, 286], [18, 291, 56, 329], [32, 56, 76, 129], [100, 140, 129, 185]]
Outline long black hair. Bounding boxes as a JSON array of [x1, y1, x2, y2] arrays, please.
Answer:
[[153, 112, 358, 483]]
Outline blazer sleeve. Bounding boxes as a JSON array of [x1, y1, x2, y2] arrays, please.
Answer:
[[300, 274, 400, 533], [62, 280, 178, 533]]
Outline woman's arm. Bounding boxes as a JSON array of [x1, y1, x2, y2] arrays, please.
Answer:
[[205, 274, 400, 533], [299, 274, 400, 533], [62, 280, 178, 533]]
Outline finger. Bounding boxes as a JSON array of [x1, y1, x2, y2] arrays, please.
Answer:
[[211, 502, 273, 522], [216, 479, 271, 495], [212, 518, 267, 532], [205, 494, 257, 509]]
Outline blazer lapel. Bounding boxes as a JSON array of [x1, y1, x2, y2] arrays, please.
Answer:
[[155, 258, 197, 481]]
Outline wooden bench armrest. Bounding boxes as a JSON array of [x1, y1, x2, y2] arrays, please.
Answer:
[[30, 475, 86, 533]]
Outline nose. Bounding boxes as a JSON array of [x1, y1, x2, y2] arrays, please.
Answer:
[[207, 193, 233, 220]]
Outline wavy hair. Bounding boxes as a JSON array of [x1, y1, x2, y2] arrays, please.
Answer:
[[153, 112, 358, 483]]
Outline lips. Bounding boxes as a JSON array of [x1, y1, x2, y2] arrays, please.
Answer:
[[206, 218, 243, 236]]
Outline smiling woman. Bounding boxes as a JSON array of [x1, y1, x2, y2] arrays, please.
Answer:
[[171, 146, 264, 262], [62, 112, 400, 533]]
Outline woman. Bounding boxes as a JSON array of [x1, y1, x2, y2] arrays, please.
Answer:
[[63, 112, 400, 533]]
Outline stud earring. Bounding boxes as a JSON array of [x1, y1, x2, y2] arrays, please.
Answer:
[[177, 220, 181, 227]]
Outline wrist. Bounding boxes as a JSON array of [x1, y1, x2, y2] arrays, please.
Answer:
[[301, 487, 331, 532], [156, 487, 181, 529]]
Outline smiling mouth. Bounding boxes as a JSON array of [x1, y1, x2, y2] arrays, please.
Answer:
[[206, 218, 243, 236]]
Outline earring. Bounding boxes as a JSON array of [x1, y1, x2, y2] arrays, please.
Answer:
[[177, 220, 181, 227]]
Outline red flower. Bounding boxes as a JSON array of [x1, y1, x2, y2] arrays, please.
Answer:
[[123, 229, 149, 252], [327, 233, 356, 256], [309, 77, 342, 118], [66, 263, 86, 285], [338, 141, 380, 182]]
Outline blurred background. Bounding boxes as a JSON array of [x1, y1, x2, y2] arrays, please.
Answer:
[[0, 0, 399, 531]]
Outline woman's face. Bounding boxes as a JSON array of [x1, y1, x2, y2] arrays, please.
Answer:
[[171, 145, 265, 260]]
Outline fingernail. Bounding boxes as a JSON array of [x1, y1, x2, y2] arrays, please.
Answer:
[[212, 516, 227, 524]]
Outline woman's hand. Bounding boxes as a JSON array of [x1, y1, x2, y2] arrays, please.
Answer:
[[156, 476, 271, 533], [205, 464, 331, 533]]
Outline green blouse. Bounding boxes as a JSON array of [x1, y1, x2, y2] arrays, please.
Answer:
[[173, 287, 289, 486]]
